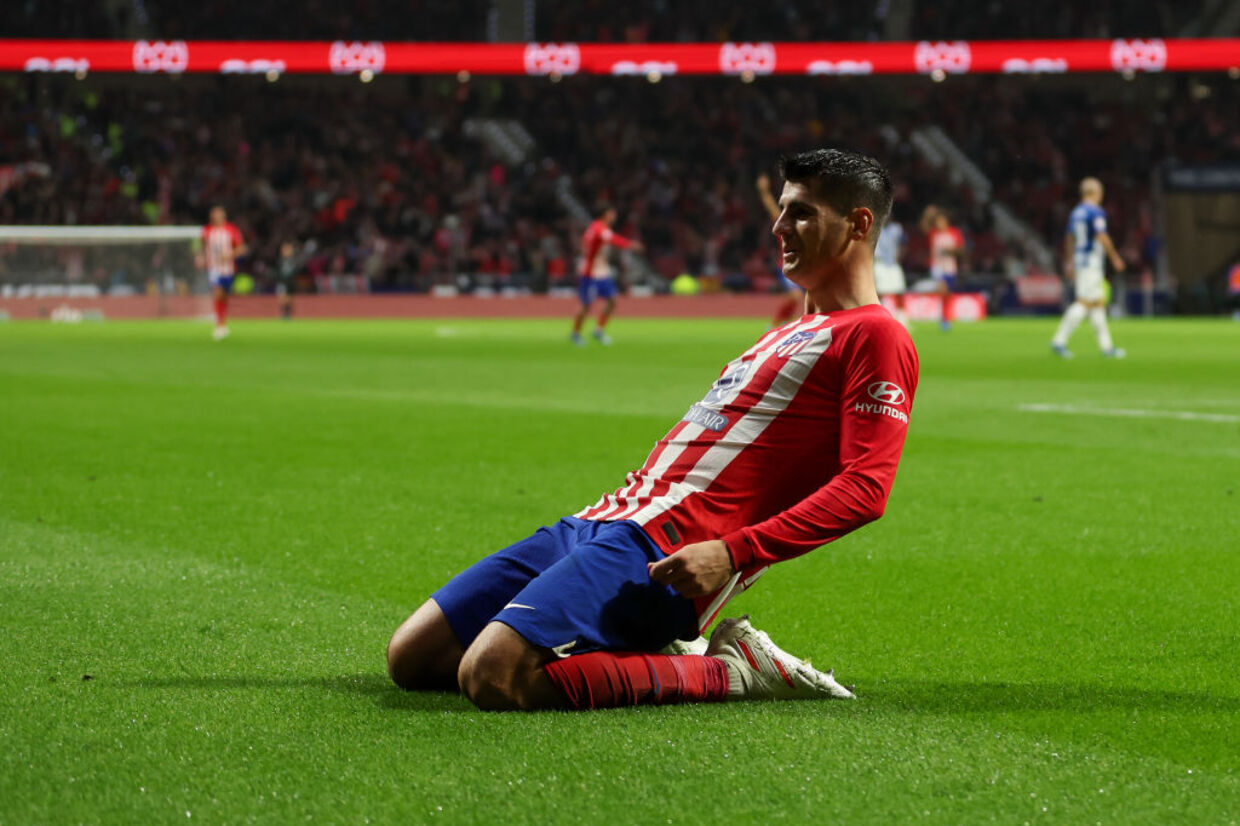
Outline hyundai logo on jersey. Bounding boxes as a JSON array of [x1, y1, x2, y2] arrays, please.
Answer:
[[867, 381, 906, 405]]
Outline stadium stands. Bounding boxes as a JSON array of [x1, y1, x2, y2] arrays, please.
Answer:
[[6, 1, 1203, 43], [2, 0, 1237, 300]]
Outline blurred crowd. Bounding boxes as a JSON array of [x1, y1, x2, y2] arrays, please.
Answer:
[[7, 0, 1193, 42], [2, 69, 1236, 294]]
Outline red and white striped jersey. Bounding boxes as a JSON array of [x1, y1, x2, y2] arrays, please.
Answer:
[[580, 219, 634, 279], [202, 222, 244, 276], [576, 304, 918, 621], [929, 226, 964, 275]]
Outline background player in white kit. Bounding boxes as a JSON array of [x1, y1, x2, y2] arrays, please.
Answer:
[[196, 206, 247, 340], [874, 218, 908, 328], [1051, 177, 1127, 358]]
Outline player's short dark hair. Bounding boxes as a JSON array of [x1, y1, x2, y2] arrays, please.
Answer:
[[779, 148, 893, 241]]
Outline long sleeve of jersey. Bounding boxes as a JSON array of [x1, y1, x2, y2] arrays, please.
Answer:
[[721, 321, 919, 568], [606, 229, 635, 250]]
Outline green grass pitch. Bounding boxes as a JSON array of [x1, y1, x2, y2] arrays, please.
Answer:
[[1, 315, 1238, 824]]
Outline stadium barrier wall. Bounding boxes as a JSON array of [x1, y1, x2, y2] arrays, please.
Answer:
[[1, 292, 992, 321], [0, 293, 780, 320]]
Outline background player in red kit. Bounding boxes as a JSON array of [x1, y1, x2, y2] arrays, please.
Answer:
[[389, 149, 918, 710], [757, 172, 805, 327], [196, 205, 247, 340], [570, 206, 643, 346], [921, 205, 964, 331]]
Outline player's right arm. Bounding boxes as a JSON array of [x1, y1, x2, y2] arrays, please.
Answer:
[[195, 227, 208, 270], [1062, 233, 1075, 279], [756, 174, 780, 221]]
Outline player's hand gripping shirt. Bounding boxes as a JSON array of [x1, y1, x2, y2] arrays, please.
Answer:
[[202, 222, 244, 276], [577, 304, 918, 616], [580, 219, 635, 279]]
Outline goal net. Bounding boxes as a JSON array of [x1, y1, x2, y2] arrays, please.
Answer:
[[0, 225, 203, 301]]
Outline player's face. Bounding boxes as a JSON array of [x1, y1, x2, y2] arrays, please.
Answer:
[[772, 181, 853, 289], [210, 207, 226, 226]]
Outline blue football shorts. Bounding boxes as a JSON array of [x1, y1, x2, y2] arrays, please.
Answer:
[[209, 273, 235, 292], [432, 517, 698, 656], [930, 269, 957, 290], [577, 276, 617, 305]]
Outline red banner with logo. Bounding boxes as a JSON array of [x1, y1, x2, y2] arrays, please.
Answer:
[[894, 293, 989, 322], [2, 38, 1237, 76]]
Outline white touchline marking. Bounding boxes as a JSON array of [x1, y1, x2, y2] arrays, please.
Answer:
[[1018, 403, 1240, 424]]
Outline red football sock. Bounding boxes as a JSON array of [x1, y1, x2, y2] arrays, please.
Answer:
[[544, 652, 729, 709], [214, 297, 228, 326], [596, 312, 611, 329]]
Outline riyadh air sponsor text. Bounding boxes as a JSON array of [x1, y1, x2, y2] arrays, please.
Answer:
[[684, 404, 730, 432]]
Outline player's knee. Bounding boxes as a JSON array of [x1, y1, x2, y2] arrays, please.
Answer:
[[386, 631, 422, 690], [386, 602, 462, 691], [457, 647, 524, 711]]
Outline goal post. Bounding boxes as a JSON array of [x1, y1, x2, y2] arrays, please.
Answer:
[[0, 225, 209, 318]]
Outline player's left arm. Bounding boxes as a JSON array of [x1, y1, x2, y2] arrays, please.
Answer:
[[948, 229, 965, 260], [604, 228, 643, 253], [1097, 231, 1125, 272], [230, 225, 249, 260], [725, 325, 918, 567], [651, 324, 920, 596]]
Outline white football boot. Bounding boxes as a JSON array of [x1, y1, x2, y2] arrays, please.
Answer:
[[706, 616, 855, 700], [659, 636, 709, 656]]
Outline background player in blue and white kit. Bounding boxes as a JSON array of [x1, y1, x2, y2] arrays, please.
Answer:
[[1051, 177, 1127, 358], [874, 218, 909, 328]]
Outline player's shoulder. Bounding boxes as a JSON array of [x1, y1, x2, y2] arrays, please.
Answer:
[[833, 305, 914, 349]]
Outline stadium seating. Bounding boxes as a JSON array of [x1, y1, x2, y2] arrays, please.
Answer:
[[2, 68, 1236, 295]]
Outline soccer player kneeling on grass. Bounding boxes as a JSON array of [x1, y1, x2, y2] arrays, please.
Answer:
[[388, 149, 920, 710]]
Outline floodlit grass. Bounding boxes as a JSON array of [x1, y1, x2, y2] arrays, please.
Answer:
[[1, 315, 1238, 824]]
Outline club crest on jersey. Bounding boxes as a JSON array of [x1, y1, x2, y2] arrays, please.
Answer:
[[775, 330, 816, 358], [704, 362, 751, 405]]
